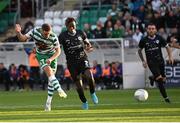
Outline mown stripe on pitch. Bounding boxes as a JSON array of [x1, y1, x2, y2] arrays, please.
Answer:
[[0, 116, 180, 122], [0, 101, 180, 109], [0, 107, 180, 115]]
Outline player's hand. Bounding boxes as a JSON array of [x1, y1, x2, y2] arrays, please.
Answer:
[[85, 43, 93, 53], [168, 57, 174, 65], [142, 61, 148, 68], [85, 46, 93, 53], [46, 59, 52, 65], [15, 24, 22, 33]]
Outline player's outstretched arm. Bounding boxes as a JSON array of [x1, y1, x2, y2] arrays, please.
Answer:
[[15, 24, 28, 42], [138, 48, 147, 68], [166, 46, 174, 64], [84, 39, 93, 53], [170, 43, 180, 49]]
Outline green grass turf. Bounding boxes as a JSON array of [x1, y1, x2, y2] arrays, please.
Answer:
[[0, 88, 180, 122]]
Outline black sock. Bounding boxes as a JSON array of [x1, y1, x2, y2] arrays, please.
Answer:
[[87, 77, 95, 94], [156, 79, 168, 99], [76, 88, 87, 103]]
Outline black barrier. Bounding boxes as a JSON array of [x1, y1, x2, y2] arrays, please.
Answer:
[[165, 60, 180, 87]]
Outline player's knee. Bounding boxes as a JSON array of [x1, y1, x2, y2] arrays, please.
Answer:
[[84, 69, 92, 79], [156, 77, 164, 83]]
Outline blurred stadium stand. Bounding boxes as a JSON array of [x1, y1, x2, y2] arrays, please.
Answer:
[[0, 0, 17, 33]]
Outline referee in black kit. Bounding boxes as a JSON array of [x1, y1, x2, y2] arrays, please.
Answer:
[[138, 23, 174, 103]]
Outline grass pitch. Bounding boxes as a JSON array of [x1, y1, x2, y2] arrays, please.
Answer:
[[0, 88, 180, 122]]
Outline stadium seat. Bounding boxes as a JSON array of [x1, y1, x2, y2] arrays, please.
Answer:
[[0, 20, 8, 33], [0, 12, 16, 25], [44, 11, 54, 18], [8, 12, 16, 25], [98, 17, 107, 24], [53, 11, 61, 18], [81, 10, 89, 17], [44, 18, 53, 25], [61, 11, 71, 18], [52, 25, 62, 35], [53, 18, 62, 26], [89, 17, 98, 25], [81, 17, 89, 24], [35, 19, 44, 27], [99, 9, 108, 17], [62, 18, 66, 25], [89, 10, 98, 17], [71, 10, 79, 18]]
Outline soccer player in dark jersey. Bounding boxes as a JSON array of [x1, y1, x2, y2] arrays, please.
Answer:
[[58, 17, 98, 110], [138, 23, 174, 103]]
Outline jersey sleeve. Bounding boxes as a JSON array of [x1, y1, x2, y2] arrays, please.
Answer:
[[54, 35, 60, 48], [159, 36, 168, 47], [138, 37, 145, 49], [80, 30, 89, 44], [58, 33, 64, 45], [81, 30, 87, 41], [25, 28, 34, 39]]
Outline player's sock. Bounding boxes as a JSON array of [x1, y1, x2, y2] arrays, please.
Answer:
[[77, 88, 87, 103], [148, 76, 154, 86], [156, 79, 168, 99], [49, 75, 67, 98], [87, 76, 98, 104], [45, 83, 54, 111], [45, 98, 52, 111], [45, 103, 51, 111], [47, 84, 54, 98]]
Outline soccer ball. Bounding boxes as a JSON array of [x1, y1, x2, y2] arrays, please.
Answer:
[[134, 89, 148, 101]]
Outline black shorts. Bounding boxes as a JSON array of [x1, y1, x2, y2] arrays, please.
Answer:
[[148, 62, 165, 78], [67, 59, 90, 81]]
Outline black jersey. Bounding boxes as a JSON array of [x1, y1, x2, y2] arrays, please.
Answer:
[[138, 34, 168, 63], [58, 30, 88, 63]]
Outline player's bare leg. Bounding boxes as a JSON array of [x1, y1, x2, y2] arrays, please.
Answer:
[[44, 66, 67, 111]]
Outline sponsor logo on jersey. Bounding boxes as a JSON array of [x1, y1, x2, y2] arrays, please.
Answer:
[[156, 40, 159, 44], [78, 36, 82, 41]]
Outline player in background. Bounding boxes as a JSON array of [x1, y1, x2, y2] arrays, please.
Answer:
[[168, 33, 180, 49], [58, 17, 98, 110], [138, 23, 174, 103], [15, 23, 67, 111]]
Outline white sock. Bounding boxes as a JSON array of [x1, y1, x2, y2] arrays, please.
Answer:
[[46, 96, 53, 104]]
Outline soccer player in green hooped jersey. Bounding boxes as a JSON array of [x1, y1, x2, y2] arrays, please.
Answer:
[[15, 23, 67, 111]]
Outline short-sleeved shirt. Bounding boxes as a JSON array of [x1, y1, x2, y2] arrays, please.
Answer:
[[58, 30, 88, 63], [25, 28, 60, 54], [138, 34, 168, 63]]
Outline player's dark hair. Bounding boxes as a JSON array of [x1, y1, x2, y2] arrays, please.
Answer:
[[65, 17, 76, 27], [42, 23, 51, 31]]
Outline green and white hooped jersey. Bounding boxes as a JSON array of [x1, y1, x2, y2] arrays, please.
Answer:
[[25, 28, 60, 54]]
